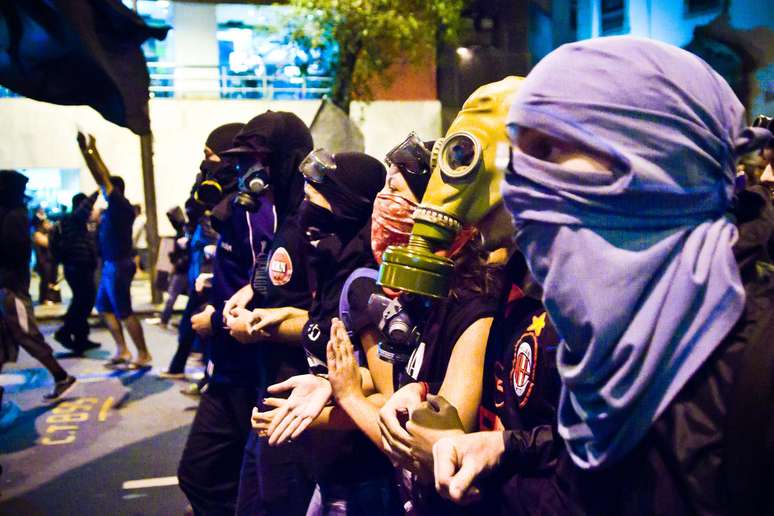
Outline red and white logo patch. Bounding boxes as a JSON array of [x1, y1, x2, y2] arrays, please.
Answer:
[[268, 247, 293, 286], [511, 334, 538, 408]]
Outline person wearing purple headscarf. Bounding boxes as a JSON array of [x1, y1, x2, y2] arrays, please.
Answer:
[[432, 36, 774, 515]]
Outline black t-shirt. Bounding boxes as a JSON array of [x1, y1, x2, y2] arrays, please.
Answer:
[[402, 292, 499, 389], [294, 221, 393, 485], [301, 222, 377, 373], [99, 190, 135, 261], [479, 295, 561, 438], [395, 289, 498, 516]]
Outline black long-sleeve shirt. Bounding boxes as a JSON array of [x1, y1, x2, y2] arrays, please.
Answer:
[[60, 192, 98, 267]]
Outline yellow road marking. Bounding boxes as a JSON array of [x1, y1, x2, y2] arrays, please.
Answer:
[[98, 396, 114, 422]]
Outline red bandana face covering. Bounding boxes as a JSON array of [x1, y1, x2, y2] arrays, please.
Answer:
[[371, 192, 417, 264]]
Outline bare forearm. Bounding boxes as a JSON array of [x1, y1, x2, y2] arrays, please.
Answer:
[[330, 393, 386, 450], [270, 308, 308, 344], [78, 134, 112, 195]]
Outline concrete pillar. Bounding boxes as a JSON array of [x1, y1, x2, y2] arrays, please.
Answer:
[[170, 2, 220, 99]]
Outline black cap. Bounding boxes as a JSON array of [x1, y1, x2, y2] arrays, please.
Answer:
[[221, 111, 311, 157], [205, 123, 246, 155]]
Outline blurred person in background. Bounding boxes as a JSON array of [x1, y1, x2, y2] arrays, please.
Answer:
[[132, 204, 148, 271], [0, 170, 76, 403], [78, 132, 151, 370], [31, 208, 60, 305], [149, 207, 191, 331], [52, 191, 100, 354]]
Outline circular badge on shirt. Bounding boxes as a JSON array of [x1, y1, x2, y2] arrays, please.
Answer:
[[511, 334, 537, 408], [268, 247, 293, 286]]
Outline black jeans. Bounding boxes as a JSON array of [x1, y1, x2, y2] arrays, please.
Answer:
[[178, 382, 258, 516], [236, 432, 316, 516], [168, 291, 203, 374], [62, 264, 96, 342]]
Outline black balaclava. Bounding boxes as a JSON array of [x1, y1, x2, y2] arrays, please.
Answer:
[[301, 152, 386, 235], [299, 152, 386, 268], [0, 170, 29, 209], [193, 123, 246, 211], [211, 111, 312, 228]]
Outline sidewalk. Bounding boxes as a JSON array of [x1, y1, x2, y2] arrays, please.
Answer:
[[32, 271, 186, 321]]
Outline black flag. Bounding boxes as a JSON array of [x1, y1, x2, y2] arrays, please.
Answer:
[[0, 0, 169, 134]]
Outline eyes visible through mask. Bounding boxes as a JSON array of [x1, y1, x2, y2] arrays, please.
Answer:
[[507, 125, 614, 173]]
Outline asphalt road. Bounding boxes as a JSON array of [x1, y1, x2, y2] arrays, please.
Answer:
[[0, 318, 200, 515]]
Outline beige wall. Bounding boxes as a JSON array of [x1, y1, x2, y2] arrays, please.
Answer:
[[0, 97, 441, 234]]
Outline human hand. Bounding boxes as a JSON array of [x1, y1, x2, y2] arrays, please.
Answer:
[[432, 431, 506, 505], [227, 307, 265, 343], [223, 285, 253, 321], [248, 308, 287, 337], [195, 273, 213, 294], [251, 400, 284, 437], [327, 318, 363, 403], [262, 374, 333, 446], [204, 245, 217, 259], [378, 382, 425, 468], [76, 131, 93, 151], [191, 305, 215, 336], [406, 395, 466, 477]]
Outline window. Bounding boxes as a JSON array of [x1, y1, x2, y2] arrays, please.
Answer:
[[601, 0, 625, 35], [215, 5, 336, 100]]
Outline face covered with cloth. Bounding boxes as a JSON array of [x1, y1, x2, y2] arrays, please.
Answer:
[[501, 36, 772, 469]]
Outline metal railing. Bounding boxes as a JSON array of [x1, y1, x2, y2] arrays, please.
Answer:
[[147, 62, 334, 100], [0, 63, 334, 100]]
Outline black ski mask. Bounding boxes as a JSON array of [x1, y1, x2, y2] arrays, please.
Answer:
[[299, 152, 386, 271]]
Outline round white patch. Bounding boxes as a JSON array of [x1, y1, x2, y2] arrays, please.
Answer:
[[512, 340, 533, 398], [268, 247, 293, 286]]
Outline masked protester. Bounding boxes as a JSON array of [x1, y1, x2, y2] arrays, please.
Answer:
[[0, 170, 76, 403], [177, 112, 310, 516], [242, 150, 402, 515], [159, 122, 243, 381], [484, 36, 772, 515]]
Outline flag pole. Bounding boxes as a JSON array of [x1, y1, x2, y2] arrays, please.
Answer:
[[133, 1, 161, 305]]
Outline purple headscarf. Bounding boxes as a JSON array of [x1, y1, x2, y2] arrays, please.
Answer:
[[501, 36, 770, 469]]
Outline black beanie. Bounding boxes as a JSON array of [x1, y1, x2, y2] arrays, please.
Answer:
[[205, 123, 245, 155], [327, 152, 386, 204]]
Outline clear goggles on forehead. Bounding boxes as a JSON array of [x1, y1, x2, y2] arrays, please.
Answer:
[[299, 148, 337, 184], [438, 131, 483, 182], [385, 132, 432, 176]]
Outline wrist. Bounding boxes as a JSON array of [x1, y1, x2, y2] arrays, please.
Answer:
[[336, 387, 366, 406]]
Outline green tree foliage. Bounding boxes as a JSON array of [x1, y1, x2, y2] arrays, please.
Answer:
[[289, 0, 466, 112]]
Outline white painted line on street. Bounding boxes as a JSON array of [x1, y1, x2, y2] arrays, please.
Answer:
[[122, 476, 179, 490]]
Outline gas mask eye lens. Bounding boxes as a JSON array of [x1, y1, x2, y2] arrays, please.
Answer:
[[447, 138, 475, 168], [439, 131, 482, 182], [385, 131, 431, 176]]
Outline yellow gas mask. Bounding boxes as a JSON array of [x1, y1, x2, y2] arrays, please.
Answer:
[[378, 76, 523, 298]]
